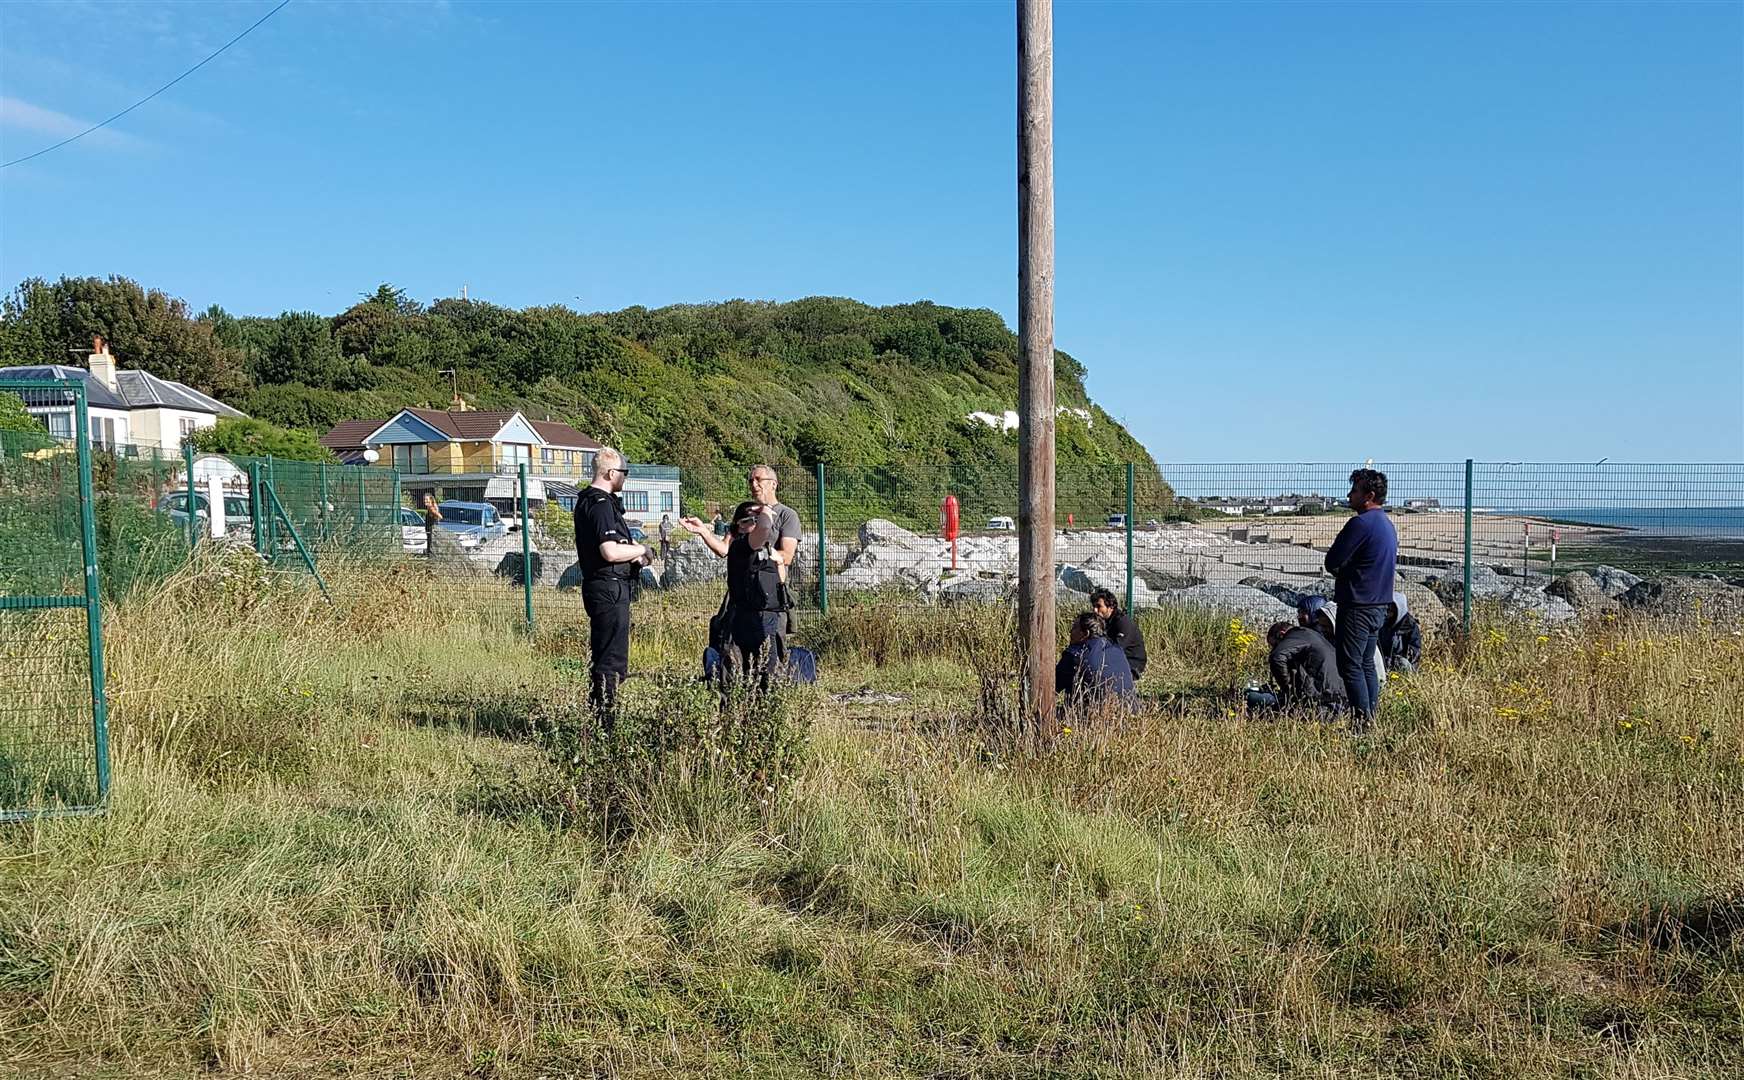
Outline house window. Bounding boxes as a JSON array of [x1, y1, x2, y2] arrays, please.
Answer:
[[541, 447, 554, 465], [581, 452, 595, 476], [179, 417, 197, 441], [37, 410, 73, 439], [500, 444, 530, 471], [623, 490, 649, 513], [660, 491, 675, 513], [392, 445, 429, 473]]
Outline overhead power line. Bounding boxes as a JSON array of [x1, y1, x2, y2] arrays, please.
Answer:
[[1, 0, 292, 169]]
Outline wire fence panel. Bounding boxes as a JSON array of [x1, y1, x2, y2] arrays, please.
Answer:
[[1, 380, 109, 820], [1470, 463, 1744, 578]]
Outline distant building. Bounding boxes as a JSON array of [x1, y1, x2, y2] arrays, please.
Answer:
[[320, 406, 680, 521], [1194, 493, 1331, 516], [1, 335, 245, 451], [1403, 498, 1441, 511]]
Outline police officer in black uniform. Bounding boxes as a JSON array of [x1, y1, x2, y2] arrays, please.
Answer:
[[572, 448, 651, 720]]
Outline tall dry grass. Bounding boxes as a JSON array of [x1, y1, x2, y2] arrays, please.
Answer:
[[0, 561, 1738, 1078]]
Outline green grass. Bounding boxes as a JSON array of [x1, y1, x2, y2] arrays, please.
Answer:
[[1, 555, 1740, 1077]]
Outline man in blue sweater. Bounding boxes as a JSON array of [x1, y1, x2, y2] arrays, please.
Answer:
[[1323, 468, 1397, 730]]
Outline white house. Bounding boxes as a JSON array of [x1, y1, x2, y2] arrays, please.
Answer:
[[0, 336, 245, 451]]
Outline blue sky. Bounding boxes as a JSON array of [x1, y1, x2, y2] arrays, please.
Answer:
[[2, 0, 1740, 463]]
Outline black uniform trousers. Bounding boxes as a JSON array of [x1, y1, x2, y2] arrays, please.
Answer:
[[582, 577, 632, 720]]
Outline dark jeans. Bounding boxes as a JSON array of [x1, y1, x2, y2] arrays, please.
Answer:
[[730, 608, 787, 684], [1335, 602, 1388, 723], [582, 578, 632, 721]]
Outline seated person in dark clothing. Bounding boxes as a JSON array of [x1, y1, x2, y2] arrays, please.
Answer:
[[1297, 594, 1336, 639], [1380, 592, 1422, 673], [1055, 612, 1137, 711], [1247, 621, 1348, 714], [1090, 588, 1147, 681]]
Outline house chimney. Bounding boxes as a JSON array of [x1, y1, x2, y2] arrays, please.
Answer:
[[88, 335, 119, 391]]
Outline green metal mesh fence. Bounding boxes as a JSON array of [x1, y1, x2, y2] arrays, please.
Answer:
[[1, 381, 108, 819]]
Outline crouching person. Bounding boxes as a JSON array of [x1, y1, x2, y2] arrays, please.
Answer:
[[1248, 621, 1348, 717], [1380, 592, 1422, 674], [1055, 612, 1137, 715]]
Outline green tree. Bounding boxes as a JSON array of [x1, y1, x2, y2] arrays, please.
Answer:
[[0, 276, 246, 397], [189, 418, 333, 462], [0, 392, 42, 435]]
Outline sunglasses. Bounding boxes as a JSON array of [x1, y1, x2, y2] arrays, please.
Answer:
[[609, 467, 632, 477]]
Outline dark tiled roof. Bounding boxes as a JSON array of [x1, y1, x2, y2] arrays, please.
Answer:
[[320, 418, 384, 450], [529, 420, 601, 449], [402, 407, 525, 440], [0, 364, 243, 417], [113, 369, 245, 417]]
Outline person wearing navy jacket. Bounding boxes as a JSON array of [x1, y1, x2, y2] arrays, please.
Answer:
[[1055, 612, 1137, 712], [1324, 469, 1398, 730]]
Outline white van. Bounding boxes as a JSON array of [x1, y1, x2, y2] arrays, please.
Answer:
[[987, 516, 1016, 531]]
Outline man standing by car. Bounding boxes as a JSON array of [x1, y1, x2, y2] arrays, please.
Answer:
[[1324, 468, 1397, 732], [420, 493, 442, 557], [574, 448, 651, 722]]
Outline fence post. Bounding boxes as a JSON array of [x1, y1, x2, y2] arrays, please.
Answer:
[[391, 471, 402, 549], [318, 462, 329, 544], [357, 469, 368, 538], [815, 461, 828, 616], [183, 441, 198, 554], [1463, 458, 1473, 636], [519, 463, 534, 633], [1124, 463, 1135, 611], [72, 384, 110, 805], [249, 462, 264, 556]]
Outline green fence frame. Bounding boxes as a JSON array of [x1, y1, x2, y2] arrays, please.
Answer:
[[0, 378, 110, 821]]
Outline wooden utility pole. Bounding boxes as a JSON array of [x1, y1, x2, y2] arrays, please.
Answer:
[[1017, 0, 1056, 727]]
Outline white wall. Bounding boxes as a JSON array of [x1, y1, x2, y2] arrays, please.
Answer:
[[620, 478, 682, 522], [25, 403, 131, 442], [130, 407, 218, 451]]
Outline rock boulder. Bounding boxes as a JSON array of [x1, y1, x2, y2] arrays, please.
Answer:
[[1546, 571, 1616, 613], [1618, 577, 1744, 623], [1590, 565, 1644, 598], [1158, 584, 1296, 625]]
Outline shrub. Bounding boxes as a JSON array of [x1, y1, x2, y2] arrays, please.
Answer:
[[533, 675, 816, 840]]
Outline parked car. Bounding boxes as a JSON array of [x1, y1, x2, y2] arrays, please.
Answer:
[[1107, 514, 1127, 528], [158, 490, 252, 532], [398, 507, 430, 553], [987, 516, 1016, 531], [435, 501, 507, 545]]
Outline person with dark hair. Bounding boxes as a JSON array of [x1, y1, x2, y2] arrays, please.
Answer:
[[1248, 620, 1347, 714], [1324, 468, 1397, 730], [1090, 587, 1147, 680], [1055, 612, 1137, 711], [1380, 591, 1422, 673], [1297, 594, 1336, 638]]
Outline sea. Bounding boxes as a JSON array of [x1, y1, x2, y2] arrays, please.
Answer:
[[1493, 506, 1744, 538]]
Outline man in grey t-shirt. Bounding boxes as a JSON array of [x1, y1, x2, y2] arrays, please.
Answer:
[[681, 463, 803, 625], [746, 464, 801, 578]]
